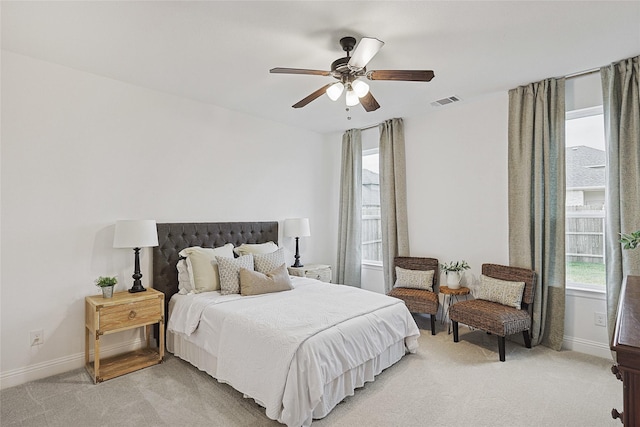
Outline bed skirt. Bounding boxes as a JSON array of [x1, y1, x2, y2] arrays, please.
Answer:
[[167, 329, 406, 422]]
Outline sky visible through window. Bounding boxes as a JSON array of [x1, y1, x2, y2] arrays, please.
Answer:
[[566, 113, 604, 150]]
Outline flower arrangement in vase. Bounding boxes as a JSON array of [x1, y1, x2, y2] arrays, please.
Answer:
[[440, 260, 470, 289]]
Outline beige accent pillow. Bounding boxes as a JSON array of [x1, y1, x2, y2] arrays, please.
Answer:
[[179, 244, 234, 293], [240, 264, 293, 296], [217, 254, 254, 295], [476, 275, 526, 309], [393, 266, 435, 292], [233, 241, 279, 256]]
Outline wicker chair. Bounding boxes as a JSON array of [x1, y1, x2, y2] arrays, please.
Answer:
[[450, 263, 536, 362], [387, 257, 439, 335]]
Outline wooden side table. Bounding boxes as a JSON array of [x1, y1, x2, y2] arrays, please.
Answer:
[[85, 288, 164, 383], [288, 264, 332, 283], [440, 286, 470, 334]]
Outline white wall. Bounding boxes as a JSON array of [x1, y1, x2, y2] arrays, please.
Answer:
[[0, 51, 341, 387]]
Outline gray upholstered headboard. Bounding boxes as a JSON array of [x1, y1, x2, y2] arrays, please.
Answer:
[[152, 221, 279, 317]]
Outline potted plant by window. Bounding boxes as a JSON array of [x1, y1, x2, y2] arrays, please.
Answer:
[[620, 230, 640, 250], [95, 276, 118, 298], [441, 260, 470, 289]]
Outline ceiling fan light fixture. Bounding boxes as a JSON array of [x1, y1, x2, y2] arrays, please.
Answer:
[[345, 88, 360, 106], [326, 82, 344, 101], [352, 79, 370, 98]]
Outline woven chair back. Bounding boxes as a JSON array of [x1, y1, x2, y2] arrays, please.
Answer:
[[482, 263, 536, 308], [394, 257, 439, 291]]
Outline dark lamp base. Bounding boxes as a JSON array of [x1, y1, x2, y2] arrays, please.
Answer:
[[128, 285, 147, 293]]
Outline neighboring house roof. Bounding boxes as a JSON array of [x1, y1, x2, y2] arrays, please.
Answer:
[[566, 146, 605, 188], [363, 169, 379, 206]]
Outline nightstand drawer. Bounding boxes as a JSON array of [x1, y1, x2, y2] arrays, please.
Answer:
[[305, 269, 331, 282], [99, 299, 160, 332], [288, 264, 332, 283]]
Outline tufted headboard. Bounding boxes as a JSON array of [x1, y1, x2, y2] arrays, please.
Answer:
[[152, 221, 279, 319]]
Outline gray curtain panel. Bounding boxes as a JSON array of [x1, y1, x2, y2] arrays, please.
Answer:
[[601, 55, 640, 340], [336, 129, 362, 287], [379, 118, 410, 292], [508, 78, 566, 350]]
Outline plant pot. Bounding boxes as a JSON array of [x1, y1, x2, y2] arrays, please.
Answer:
[[101, 285, 115, 298], [446, 271, 462, 289]]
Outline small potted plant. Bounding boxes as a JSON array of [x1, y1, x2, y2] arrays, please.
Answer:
[[620, 230, 640, 250], [95, 276, 118, 298], [441, 260, 470, 289]]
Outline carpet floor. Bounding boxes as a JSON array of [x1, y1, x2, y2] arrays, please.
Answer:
[[1, 315, 622, 426]]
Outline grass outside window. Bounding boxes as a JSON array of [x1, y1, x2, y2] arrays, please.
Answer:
[[566, 261, 605, 286]]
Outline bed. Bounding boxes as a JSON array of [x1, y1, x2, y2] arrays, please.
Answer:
[[152, 221, 420, 427]]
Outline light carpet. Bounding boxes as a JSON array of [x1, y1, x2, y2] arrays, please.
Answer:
[[1, 315, 622, 426]]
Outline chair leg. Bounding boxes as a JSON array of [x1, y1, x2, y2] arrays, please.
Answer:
[[498, 336, 506, 362], [452, 321, 459, 342], [523, 330, 532, 348], [430, 314, 436, 335]]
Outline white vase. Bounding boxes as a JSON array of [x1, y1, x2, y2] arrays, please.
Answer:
[[446, 271, 462, 289]]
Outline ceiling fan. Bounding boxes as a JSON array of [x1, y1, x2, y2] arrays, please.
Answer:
[[270, 36, 435, 112]]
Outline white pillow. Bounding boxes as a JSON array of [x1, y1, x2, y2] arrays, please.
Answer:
[[176, 259, 192, 294], [254, 248, 286, 274], [393, 266, 435, 292], [217, 254, 254, 295], [178, 244, 234, 293], [233, 241, 279, 256], [476, 275, 526, 309]]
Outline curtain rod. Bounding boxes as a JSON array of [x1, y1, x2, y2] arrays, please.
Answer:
[[565, 67, 600, 80], [358, 124, 378, 131]]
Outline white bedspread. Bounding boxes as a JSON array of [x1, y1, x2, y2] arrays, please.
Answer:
[[168, 277, 419, 427]]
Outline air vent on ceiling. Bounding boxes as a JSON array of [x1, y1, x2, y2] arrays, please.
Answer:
[[430, 96, 461, 107]]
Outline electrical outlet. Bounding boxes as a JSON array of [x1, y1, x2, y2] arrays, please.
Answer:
[[30, 330, 44, 346], [594, 312, 606, 327]]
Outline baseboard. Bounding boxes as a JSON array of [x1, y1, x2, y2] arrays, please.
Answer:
[[0, 338, 145, 390], [563, 335, 612, 360]]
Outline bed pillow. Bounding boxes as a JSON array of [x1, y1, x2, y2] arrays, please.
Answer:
[[254, 248, 286, 274], [476, 275, 526, 309], [217, 254, 254, 295], [239, 264, 293, 296], [176, 259, 192, 294], [393, 266, 435, 292], [179, 244, 235, 293], [233, 241, 279, 256]]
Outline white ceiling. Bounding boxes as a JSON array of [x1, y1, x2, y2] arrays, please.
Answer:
[[2, 1, 639, 134]]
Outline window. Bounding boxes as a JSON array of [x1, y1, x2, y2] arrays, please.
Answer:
[[362, 148, 381, 263], [565, 106, 606, 289]]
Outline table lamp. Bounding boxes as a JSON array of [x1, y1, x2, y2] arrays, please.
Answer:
[[113, 220, 159, 293], [284, 218, 311, 268]]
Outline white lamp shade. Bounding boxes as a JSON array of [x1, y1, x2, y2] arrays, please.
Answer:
[[113, 220, 159, 248], [284, 218, 311, 238], [352, 79, 370, 98], [345, 89, 360, 106], [326, 82, 344, 101]]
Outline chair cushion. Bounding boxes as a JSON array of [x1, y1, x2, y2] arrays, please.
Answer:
[[449, 299, 531, 337], [387, 287, 438, 315]]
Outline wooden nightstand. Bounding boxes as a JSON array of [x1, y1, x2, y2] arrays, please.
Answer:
[[288, 264, 332, 283], [85, 288, 164, 383]]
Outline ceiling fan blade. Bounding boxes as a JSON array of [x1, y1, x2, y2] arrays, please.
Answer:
[[348, 37, 384, 70], [270, 67, 331, 76], [359, 91, 381, 112], [367, 70, 435, 82], [292, 84, 333, 108]]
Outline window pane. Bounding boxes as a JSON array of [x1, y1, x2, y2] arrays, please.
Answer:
[[565, 108, 605, 287], [363, 151, 381, 262]]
